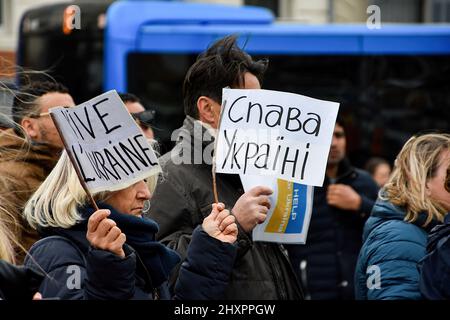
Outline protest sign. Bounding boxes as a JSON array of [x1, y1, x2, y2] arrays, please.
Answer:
[[50, 90, 161, 194], [216, 89, 339, 187], [240, 174, 314, 244]]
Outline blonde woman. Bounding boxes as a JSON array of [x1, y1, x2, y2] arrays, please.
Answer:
[[355, 133, 450, 300], [23, 151, 238, 300]]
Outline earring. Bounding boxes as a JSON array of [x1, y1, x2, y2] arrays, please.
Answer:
[[142, 200, 151, 214]]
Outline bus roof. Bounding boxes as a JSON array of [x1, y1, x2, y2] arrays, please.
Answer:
[[105, 1, 450, 91]]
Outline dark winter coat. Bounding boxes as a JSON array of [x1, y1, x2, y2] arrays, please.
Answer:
[[419, 213, 450, 300], [0, 259, 44, 300]]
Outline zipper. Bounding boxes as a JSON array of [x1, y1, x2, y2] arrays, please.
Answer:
[[135, 250, 158, 299], [299, 260, 311, 300], [263, 244, 287, 300]]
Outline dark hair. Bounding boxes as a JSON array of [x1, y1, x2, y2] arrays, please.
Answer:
[[119, 92, 141, 105], [365, 157, 390, 175], [12, 81, 69, 129], [183, 35, 268, 119]]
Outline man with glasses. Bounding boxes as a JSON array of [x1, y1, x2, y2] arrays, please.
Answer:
[[11, 81, 75, 148], [286, 117, 379, 300], [119, 93, 155, 140], [0, 81, 75, 260]]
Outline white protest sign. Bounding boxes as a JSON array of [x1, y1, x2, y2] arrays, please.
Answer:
[[216, 89, 340, 187], [50, 90, 161, 193], [240, 175, 314, 244]]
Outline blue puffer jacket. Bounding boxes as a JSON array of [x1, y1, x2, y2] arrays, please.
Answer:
[[419, 213, 450, 300], [354, 199, 436, 300], [24, 204, 237, 300]]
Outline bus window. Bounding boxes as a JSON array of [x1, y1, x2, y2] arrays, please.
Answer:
[[127, 53, 450, 167]]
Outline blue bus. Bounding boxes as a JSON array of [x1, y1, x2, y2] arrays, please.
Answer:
[[18, 0, 450, 164]]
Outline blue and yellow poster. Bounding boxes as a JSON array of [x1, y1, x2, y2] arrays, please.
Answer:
[[240, 175, 314, 244]]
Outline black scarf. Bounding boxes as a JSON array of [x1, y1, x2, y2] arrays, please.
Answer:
[[42, 203, 181, 288]]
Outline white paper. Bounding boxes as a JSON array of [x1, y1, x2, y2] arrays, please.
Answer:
[[216, 89, 339, 187], [50, 90, 161, 193], [240, 174, 314, 244]]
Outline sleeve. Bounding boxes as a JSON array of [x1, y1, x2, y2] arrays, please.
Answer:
[[25, 239, 136, 300], [419, 235, 450, 300], [363, 233, 425, 300], [173, 226, 237, 300]]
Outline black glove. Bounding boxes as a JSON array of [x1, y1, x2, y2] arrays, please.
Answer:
[[0, 259, 44, 300]]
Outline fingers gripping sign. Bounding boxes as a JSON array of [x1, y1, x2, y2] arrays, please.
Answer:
[[202, 202, 238, 244], [86, 209, 126, 258]]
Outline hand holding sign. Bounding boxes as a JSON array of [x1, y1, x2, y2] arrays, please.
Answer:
[[327, 184, 362, 211], [87, 209, 126, 258], [202, 203, 238, 244], [232, 186, 273, 233]]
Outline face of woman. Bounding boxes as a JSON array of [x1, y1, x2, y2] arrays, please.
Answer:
[[427, 149, 450, 212], [105, 180, 151, 217]]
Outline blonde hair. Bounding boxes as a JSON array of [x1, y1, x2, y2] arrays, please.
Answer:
[[382, 133, 450, 226], [24, 150, 159, 230]]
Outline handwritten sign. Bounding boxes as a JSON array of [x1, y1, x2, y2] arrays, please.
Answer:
[[241, 175, 314, 244], [216, 89, 340, 187], [50, 90, 161, 193]]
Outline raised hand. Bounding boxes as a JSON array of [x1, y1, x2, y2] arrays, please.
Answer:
[[202, 202, 238, 244]]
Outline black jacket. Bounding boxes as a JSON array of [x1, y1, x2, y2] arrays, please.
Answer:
[[287, 159, 379, 300], [419, 213, 450, 300], [24, 204, 237, 300], [0, 259, 44, 300], [148, 116, 303, 300]]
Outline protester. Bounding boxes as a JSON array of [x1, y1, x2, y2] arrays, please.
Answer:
[[287, 118, 379, 300], [148, 35, 303, 300], [355, 133, 450, 300], [365, 157, 392, 188], [23, 150, 238, 300], [119, 92, 155, 140], [419, 163, 450, 299], [0, 81, 75, 261]]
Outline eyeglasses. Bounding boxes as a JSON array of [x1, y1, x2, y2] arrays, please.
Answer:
[[131, 110, 156, 128], [30, 106, 72, 118]]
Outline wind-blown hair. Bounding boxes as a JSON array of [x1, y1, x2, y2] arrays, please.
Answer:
[[382, 133, 450, 226], [183, 34, 268, 119]]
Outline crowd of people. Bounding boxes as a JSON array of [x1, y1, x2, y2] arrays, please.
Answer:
[[1, 35, 449, 300]]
